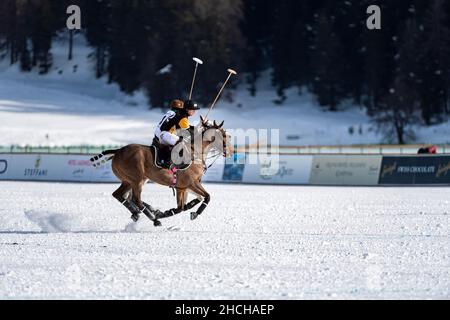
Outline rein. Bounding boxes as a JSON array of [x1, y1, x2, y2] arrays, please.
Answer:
[[204, 150, 221, 173], [202, 128, 228, 173], [172, 125, 227, 175], [167, 125, 227, 196]]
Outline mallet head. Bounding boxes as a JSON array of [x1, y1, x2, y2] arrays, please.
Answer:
[[227, 68, 237, 75], [193, 57, 203, 65]]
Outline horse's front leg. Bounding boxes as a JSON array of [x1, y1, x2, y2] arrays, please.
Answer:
[[183, 190, 202, 211], [189, 183, 210, 221], [155, 188, 186, 219]]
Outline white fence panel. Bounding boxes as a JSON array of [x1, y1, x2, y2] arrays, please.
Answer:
[[242, 155, 313, 184], [0, 154, 11, 180]]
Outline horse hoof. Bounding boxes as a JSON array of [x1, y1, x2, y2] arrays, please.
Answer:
[[131, 214, 139, 222], [190, 212, 199, 220], [153, 210, 163, 220], [153, 220, 162, 227]]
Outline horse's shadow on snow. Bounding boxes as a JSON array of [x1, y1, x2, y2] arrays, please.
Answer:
[[0, 210, 160, 234], [0, 230, 142, 235]]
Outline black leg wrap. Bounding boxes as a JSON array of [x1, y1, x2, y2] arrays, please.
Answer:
[[156, 208, 183, 219], [142, 206, 156, 221], [191, 197, 209, 221], [120, 199, 159, 224], [143, 201, 162, 217], [183, 199, 201, 211], [142, 201, 162, 226], [120, 199, 140, 222], [158, 209, 176, 219], [196, 203, 208, 215], [121, 199, 139, 213]]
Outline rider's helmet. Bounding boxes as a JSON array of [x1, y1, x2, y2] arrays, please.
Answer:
[[170, 99, 184, 110], [184, 100, 200, 111]]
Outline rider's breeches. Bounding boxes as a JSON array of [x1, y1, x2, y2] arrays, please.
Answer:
[[154, 127, 179, 146]]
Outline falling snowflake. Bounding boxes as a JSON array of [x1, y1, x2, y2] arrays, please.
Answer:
[[157, 64, 172, 75]]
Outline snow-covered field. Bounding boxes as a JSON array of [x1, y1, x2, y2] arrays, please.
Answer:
[[0, 181, 448, 299]]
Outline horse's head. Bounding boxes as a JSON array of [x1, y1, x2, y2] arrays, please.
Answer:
[[196, 115, 232, 157]]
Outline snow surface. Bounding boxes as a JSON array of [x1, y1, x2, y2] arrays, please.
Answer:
[[0, 181, 449, 299], [2, 35, 450, 148]]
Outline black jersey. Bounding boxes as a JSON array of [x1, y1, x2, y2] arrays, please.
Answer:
[[157, 110, 189, 133]]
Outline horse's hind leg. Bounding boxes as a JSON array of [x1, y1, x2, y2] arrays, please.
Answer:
[[131, 181, 162, 227], [113, 182, 141, 222]]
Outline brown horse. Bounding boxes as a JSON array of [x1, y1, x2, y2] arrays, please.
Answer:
[[90, 116, 231, 226]]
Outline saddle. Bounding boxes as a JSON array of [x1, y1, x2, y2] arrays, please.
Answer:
[[151, 137, 191, 170]]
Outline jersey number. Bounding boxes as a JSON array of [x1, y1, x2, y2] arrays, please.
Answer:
[[157, 112, 176, 128]]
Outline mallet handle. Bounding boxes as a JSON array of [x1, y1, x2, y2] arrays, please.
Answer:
[[189, 63, 199, 100], [206, 73, 233, 119]]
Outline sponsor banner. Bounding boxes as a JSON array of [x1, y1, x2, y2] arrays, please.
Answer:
[[310, 155, 382, 185], [222, 153, 247, 182], [243, 155, 312, 184], [6, 154, 65, 181], [379, 156, 450, 184], [1, 154, 117, 183], [90, 160, 119, 182], [202, 157, 225, 182], [0, 154, 11, 180], [222, 163, 245, 182], [62, 155, 94, 182]]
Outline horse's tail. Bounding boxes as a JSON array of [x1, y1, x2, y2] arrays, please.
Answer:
[[90, 149, 117, 167]]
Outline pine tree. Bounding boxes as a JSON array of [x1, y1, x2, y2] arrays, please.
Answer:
[[52, 0, 82, 62], [141, 0, 244, 108], [85, 0, 112, 78], [396, 19, 422, 111], [331, 0, 367, 104], [107, 0, 152, 93], [185, 0, 244, 106], [0, 0, 19, 65], [27, 0, 54, 74], [241, 0, 273, 96], [270, 1, 296, 103], [310, 12, 346, 111], [415, 0, 450, 124], [0, 1, 10, 59]]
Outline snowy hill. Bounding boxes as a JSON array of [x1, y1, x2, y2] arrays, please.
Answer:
[[1, 35, 450, 148]]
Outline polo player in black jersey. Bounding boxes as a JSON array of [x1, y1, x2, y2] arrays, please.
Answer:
[[154, 99, 200, 147]]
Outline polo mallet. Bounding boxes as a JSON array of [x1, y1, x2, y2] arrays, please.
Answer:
[[189, 57, 203, 100], [205, 68, 237, 119]]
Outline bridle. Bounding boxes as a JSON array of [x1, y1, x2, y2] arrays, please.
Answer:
[[179, 120, 228, 172], [199, 122, 229, 172]]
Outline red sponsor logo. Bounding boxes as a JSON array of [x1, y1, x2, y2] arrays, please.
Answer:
[[68, 159, 92, 166]]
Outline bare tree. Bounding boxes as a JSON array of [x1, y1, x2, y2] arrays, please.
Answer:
[[373, 77, 420, 144]]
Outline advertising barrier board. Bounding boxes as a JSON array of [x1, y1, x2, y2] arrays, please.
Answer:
[[242, 155, 312, 184], [0, 154, 11, 180], [5, 154, 64, 181], [309, 155, 382, 185], [379, 156, 450, 184]]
